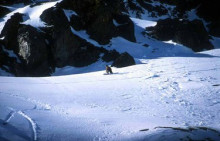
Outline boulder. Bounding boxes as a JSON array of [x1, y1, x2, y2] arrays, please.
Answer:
[[40, 7, 69, 31], [147, 19, 214, 52], [112, 52, 135, 68]]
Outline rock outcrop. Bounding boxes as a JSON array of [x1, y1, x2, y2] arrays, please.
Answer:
[[102, 49, 120, 62], [0, 13, 23, 52], [40, 7, 105, 68], [0, 0, 32, 5], [58, 0, 136, 44], [17, 25, 52, 76], [147, 19, 214, 52], [112, 52, 135, 68], [0, 6, 10, 18], [0, 0, 219, 76]]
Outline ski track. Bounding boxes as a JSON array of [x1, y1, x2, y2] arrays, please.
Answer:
[[17, 111, 38, 141], [4, 111, 16, 124], [2, 107, 38, 141], [0, 57, 220, 141]]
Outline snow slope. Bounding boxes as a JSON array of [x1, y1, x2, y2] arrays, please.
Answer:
[[1, 0, 219, 77], [0, 1, 220, 140], [1, 49, 220, 141]]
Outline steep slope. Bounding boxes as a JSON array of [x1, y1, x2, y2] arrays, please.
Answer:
[[0, 0, 219, 76], [0, 49, 220, 140]]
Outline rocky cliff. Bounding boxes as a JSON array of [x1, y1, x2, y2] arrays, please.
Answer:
[[0, 0, 219, 76]]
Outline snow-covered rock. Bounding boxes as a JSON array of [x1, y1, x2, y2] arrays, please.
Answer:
[[0, 0, 219, 77]]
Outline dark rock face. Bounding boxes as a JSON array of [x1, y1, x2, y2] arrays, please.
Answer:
[[147, 19, 214, 52], [126, 0, 143, 18], [0, 6, 123, 76], [0, 12, 52, 76], [69, 15, 84, 31], [87, 12, 117, 45], [196, 0, 220, 22], [1, 0, 219, 76], [112, 52, 135, 68], [114, 14, 136, 42], [196, 0, 220, 37], [17, 25, 51, 76], [0, 43, 6, 68], [58, 0, 136, 45], [137, 0, 168, 17], [1, 22, 52, 76], [70, 45, 104, 67], [0, 13, 23, 52], [157, 0, 220, 37], [102, 49, 120, 62], [128, 0, 220, 38], [208, 22, 220, 37], [0, 40, 21, 75], [127, 0, 171, 18], [0, 42, 12, 71], [0, 0, 31, 5], [40, 7, 77, 67], [0, 6, 10, 18], [40, 7, 69, 30], [40, 7, 103, 68]]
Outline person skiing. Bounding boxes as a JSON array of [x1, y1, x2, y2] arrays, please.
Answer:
[[106, 65, 113, 74]]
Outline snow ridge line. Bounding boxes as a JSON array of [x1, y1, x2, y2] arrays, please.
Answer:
[[17, 111, 38, 141]]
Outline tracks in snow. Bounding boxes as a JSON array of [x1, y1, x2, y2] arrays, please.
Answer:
[[17, 111, 38, 141], [3, 111, 16, 125], [2, 110, 38, 141], [3, 107, 38, 141]]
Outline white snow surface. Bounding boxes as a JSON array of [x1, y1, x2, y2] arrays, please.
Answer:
[[1, 1, 220, 140], [1, 49, 220, 141]]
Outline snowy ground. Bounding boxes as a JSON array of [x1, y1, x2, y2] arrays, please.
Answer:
[[1, 49, 220, 141], [1, 1, 220, 140]]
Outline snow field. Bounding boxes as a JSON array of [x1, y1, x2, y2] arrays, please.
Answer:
[[0, 0, 220, 140], [1, 49, 220, 140]]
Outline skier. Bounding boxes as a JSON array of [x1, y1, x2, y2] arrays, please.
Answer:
[[106, 65, 113, 74]]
